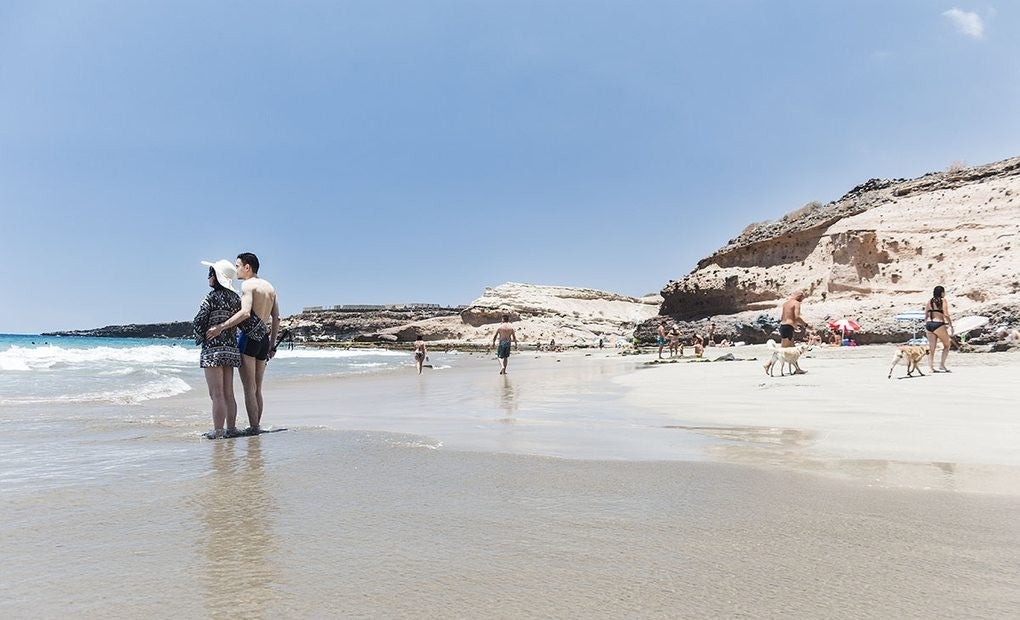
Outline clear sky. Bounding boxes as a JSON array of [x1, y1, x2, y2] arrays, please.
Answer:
[[1, 1, 1018, 333]]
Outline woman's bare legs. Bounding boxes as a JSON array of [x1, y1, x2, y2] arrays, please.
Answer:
[[221, 367, 238, 430], [927, 327, 951, 371], [935, 326, 952, 370], [204, 367, 230, 436]]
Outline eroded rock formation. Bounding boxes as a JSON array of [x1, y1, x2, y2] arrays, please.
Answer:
[[646, 156, 1020, 345]]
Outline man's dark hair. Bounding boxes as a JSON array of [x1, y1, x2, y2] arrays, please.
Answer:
[[502, 314, 509, 322], [237, 252, 260, 274]]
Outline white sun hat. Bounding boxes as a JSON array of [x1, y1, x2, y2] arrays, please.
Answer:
[[201, 259, 237, 292]]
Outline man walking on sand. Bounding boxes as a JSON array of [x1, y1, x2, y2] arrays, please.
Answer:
[[491, 314, 518, 375], [206, 252, 280, 434], [779, 291, 809, 347]]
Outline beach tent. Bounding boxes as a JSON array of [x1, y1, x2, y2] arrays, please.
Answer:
[[894, 310, 926, 345]]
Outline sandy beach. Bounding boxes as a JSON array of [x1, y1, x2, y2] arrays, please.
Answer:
[[249, 344, 1020, 494], [3, 343, 1020, 617]]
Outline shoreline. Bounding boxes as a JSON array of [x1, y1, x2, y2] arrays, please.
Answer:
[[145, 342, 1020, 495]]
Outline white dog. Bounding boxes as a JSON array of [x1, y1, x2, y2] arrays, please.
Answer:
[[763, 340, 810, 376]]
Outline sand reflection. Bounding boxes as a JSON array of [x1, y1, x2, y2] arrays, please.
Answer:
[[196, 438, 279, 619]]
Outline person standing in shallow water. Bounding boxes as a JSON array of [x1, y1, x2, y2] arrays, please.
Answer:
[[194, 260, 242, 439], [491, 314, 518, 375], [205, 252, 279, 434], [413, 334, 428, 375], [925, 285, 953, 373]]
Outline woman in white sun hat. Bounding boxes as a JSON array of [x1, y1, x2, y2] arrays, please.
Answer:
[[193, 260, 242, 439]]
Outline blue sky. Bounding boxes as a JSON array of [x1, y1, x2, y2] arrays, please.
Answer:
[[1, 1, 1017, 333]]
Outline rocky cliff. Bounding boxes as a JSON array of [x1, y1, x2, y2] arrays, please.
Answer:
[[369, 283, 661, 344], [279, 307, 463, 342], [642, 156, 1020, 345]]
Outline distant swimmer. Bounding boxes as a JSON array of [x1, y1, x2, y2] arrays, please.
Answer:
[[413, 334, 428, 375], [194, 260, 242, 439], [205, 252, 280, 435], [491, 314, 518, 375]]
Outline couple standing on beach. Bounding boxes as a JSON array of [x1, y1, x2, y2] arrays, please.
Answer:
[[194, 252, 280, 439]]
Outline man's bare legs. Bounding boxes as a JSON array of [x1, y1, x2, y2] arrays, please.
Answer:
[[239, 355, 268, 432], [499, 356, 509, 375]]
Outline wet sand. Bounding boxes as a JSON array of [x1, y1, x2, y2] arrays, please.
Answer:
[[3, 430, 1019, 618]]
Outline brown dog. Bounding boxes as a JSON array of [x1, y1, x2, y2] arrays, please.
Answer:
[[888, 345, 929, 378]]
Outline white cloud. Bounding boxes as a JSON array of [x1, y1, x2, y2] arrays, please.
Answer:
[[943, 8, 985, 39]]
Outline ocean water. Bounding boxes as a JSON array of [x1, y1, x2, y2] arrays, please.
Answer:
[[0, 334, 424, 404]]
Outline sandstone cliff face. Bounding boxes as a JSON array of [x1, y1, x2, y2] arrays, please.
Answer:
[[375, 283, 661, 344], [650, 157, 1020, 344]]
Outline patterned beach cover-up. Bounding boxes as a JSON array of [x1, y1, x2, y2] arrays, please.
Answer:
[[194, 288, 242, 368]]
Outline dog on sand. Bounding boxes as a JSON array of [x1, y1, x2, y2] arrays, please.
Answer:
[[888, 345, 929, 379], [764, 340, 810, 376]]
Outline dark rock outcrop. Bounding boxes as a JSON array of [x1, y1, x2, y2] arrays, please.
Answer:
[[281, 307, 463, 342], [43, 322, 194, 339]]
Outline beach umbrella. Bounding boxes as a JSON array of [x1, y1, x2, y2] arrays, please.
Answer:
[[828, 319, 861, 333]]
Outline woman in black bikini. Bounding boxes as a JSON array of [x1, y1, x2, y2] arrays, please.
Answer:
[[413, 334, 428, 375], [925, 285, 953, 373]]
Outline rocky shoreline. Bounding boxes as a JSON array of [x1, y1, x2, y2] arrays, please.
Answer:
[[43, 322, 195, 340]]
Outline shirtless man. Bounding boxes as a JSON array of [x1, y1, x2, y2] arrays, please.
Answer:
[[657, 322, 667, 359], [779, 291, 808, 347], [765, 291, 808, 375], [206, 252, 280, 434], [491, 315, 518, 375]]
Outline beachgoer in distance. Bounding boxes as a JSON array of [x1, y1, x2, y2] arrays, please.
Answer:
[[491, 314, 518, 375], [925, 285, 953, 373], [194, 260, 242, 439], [692, 334, 704, 358], [413, 334, 428, 375], [779, 291, 809, 348], [707, 322, 716, 347], [205, 252, 280, 434], [657, 322, 667, 359], [668, 326, 680, 358]]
